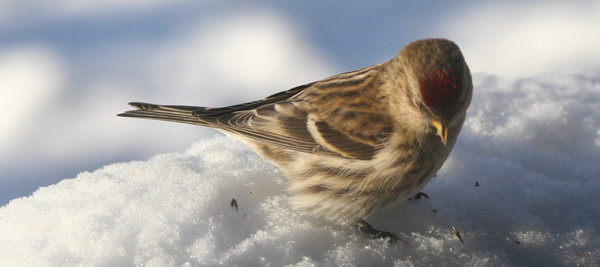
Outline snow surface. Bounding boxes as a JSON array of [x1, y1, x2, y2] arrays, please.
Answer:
[[1, 73, 599, 266]]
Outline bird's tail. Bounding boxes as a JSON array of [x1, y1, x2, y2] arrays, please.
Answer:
[[117, 102, 210, 126]]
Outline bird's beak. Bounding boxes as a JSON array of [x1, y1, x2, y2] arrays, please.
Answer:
[[432, 118, 448, 145]]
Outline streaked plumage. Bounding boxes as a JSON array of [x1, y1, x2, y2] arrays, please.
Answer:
[[119, 38, 472, 237]]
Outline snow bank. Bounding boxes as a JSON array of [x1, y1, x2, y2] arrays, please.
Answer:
[[1, 74, 599, 266]]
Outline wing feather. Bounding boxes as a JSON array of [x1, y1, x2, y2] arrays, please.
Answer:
[[119, 64, 393, 160]]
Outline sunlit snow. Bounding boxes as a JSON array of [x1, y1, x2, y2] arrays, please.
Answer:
[[1, 74, 598, 266]]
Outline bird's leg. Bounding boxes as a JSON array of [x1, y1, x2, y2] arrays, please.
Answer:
[[357, 219, 398, 242]]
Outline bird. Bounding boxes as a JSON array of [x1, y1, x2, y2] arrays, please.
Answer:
[[118, 38, 472, 241]]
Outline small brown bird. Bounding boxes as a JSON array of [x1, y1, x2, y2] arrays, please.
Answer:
[[119, 38, 472, 240]]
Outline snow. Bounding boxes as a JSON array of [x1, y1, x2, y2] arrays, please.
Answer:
[[2, 1, 600, 265], [1, 73, 599, 266]]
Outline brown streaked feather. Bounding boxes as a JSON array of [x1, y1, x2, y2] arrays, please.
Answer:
[[192, 83, 313, 117], [117, 82, 311, 126], [119, 64, 394, 160], [308, 121, 376, 160], [211, 101, 380, 160], [298, 63, 394, 146]]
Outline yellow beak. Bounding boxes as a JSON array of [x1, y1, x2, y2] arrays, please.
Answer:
[[432, 119, 448, 145]]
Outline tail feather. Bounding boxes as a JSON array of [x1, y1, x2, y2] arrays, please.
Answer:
[[117, 102, 210, 126]]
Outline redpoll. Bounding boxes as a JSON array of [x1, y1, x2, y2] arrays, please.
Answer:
[[119, 38, 472, 240]]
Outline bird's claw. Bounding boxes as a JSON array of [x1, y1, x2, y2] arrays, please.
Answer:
[[358, 219, 399, 242]]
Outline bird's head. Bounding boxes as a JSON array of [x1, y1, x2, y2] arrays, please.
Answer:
[[398, 38, 472, 145]]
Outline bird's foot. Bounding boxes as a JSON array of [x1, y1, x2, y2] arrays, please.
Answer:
[[357, 219, 398, 242]]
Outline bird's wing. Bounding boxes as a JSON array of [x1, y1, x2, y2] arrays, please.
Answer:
[[210, 100, 382, 160], [117, 83, 312, 126], [119, 64, 393, 160], [192, 83, 313, 116]]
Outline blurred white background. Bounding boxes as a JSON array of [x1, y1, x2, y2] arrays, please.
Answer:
[[1, 0, 599, 205]]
